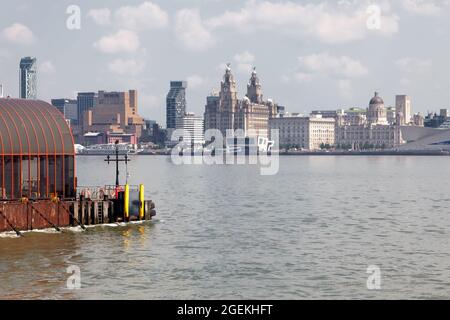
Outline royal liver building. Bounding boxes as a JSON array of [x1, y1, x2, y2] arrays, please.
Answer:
[[204, 64, 277, 140]]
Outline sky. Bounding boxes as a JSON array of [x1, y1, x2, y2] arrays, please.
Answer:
[[1, 0, 450, 125]]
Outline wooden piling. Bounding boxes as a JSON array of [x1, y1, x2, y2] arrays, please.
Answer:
[[94, 202, 99, 224]]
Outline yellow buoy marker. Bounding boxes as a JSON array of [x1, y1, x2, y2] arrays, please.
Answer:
[[124, 184, 130, 219], [139, 184, 145, 220]]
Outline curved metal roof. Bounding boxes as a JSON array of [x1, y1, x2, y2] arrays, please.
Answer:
[[0, 98, 75, 155]]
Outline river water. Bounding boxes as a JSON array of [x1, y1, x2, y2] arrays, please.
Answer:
[[1, 155, 450, 299]]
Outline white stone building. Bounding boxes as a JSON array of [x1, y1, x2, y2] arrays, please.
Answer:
[[204, 65, 277, 141], [176, 112, 205, 145], [335, 92, 404, 149], [269, 114, 335, 150], [396, 95, 412, 125]]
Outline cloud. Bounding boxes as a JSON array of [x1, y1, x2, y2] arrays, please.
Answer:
[[400, 0, 443, 16], [288, 52, 368, 98], [87, 8, 112, 26], [396, 57, 432, 87], [108, 59, 146, 76], [337, 79, 353, 98], [115, 2, 168, 30], [297, 53, 369, 80], [2, 23, 35, 45], [39, 61, 55, 74], [94, 29, 140, 54], [233, 51, 255, 74], [186, 74, 204, 89], [204, 1, 399, 44], [139, 93, 164, 119], [396, 57, 432, 73], [174, 9, 215, 51]]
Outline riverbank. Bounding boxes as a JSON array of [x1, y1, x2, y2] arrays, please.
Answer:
[[279, 150, 450, 156], [76, 149, 450, 156]]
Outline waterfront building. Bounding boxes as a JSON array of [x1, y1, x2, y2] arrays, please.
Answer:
[[0, 84, 3, 98], [175, 112, 205, 146], [335, 92, 403, 150], [51, 99, 78, 125], [83, 90, 144, 141], [106, 132, 137, 144], [204, 93, 220, 135], [166, 81, 187, 130], [424, 110, 448, 128], [368, 92, 388, 125], [19, 57, 37, 99], [413, 113, 424, 127], [0, 98, 75, 199], [386, 107, 396, 125], [311, 109, 344, 119], [269, 114, 335, 150], [77, 92, 97, 131], [204, 65, 277, 140], [396, 95, 412, 125]]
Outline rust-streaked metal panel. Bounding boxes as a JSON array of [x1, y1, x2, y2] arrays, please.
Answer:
[[0, 99, 75, 155]]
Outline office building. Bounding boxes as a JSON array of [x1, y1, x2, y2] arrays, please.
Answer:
[[176, 112, 205, 146], [270, 114, 335, 150], [19, 57, 37, 99], [396, 95, 412, 125], [83, 90, 144, 139], [77, 92, 97, 130], [166, 81, 187, 130], [51, 99, 78, 125]]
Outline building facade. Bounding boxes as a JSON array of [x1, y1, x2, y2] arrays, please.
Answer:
[[51, 99, 78, 125], [175, 112, 205, 146], [166, 81, 187, 130], [19, 57, 37, 99], [396, 95, 412, 125], [82, 90, 144, 143], [269, 115, 335, 150], [204, 65, 277, 141], [77, 92, 97, 131], [335, 92, 403, 149]]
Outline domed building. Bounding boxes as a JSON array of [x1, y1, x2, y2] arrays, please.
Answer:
[[335, 91, 404, 150], [367, 92, 388, 125]]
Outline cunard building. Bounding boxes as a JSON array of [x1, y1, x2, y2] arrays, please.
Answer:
[[204, 64, 277, 140]]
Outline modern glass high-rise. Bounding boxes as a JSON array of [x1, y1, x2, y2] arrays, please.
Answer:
[[19, 57, 37, 99], [166, 81, 187, 129]]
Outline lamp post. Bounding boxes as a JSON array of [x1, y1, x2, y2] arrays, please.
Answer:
[[105, 140, 130, 188]]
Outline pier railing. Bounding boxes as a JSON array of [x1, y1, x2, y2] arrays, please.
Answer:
[[76, 185, 139, 201]]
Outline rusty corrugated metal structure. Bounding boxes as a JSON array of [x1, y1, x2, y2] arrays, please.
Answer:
[[0, 98, 75, 200], [0, 98, 76, 233]]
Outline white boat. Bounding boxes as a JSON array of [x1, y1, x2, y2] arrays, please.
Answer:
[[79, 143, 140, 155]]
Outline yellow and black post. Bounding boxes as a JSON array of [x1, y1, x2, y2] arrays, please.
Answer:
[[139, 184, 145, 220], [124, 184, 130, 221]]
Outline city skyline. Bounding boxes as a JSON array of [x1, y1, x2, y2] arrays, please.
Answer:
[[1, 1, 450, 124]]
